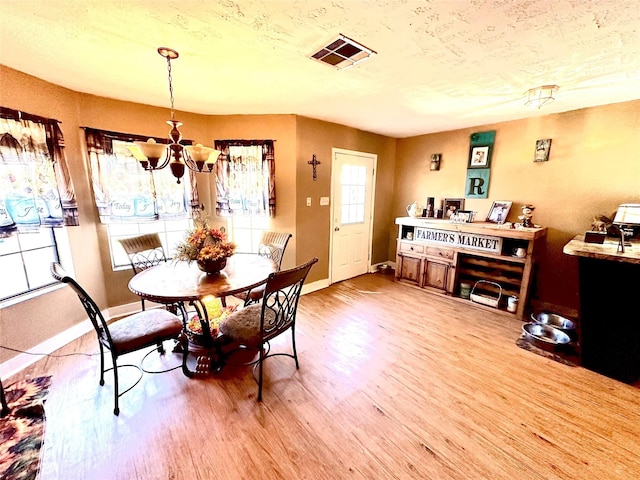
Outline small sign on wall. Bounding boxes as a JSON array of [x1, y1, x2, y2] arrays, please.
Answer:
[[465, 168, 490, 199]]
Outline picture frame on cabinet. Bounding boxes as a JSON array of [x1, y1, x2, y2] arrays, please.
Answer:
[[443, 198, 465, 218], [457, 210, 475, 223], [486, 201, 512, 224]]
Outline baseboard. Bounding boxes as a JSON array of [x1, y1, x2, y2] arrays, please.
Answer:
[[1, 281, 332, 380], [0, 318, 94, 380]]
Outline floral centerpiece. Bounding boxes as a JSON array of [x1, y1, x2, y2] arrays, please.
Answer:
[[175, 214, 236, 274]]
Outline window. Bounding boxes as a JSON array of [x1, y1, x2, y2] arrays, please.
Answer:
[[83, 128, 201, 270], [0, 107, 78, 304], [340, 164, 366, 224], [213, 140, 276, 217], [225, 215, 271, 254], [108, 218, 192, 270]]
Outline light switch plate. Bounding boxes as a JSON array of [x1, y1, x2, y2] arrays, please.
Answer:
[[306, 197, 311, 206], [320, 197, 330, 206]]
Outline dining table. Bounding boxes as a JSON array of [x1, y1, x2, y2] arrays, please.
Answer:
[[128, 253, 277, 376]]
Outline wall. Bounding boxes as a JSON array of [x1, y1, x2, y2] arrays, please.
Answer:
[[395, 100, 640, 311], [0, 65, 395, 365], [296, 116, 397, 283]]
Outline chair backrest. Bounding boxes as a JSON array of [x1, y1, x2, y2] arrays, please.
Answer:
[[50, 262, 114, 350], [257, 231, 292, 271], [118, 233, 166, 274], [260, 257, 317, 341]]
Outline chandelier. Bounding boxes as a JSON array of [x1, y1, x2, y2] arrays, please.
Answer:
[[132, 47, 221, 183]]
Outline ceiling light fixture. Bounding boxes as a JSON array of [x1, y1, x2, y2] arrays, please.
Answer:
[[131, 47, 221, 183], [524, 85, 559, 109]]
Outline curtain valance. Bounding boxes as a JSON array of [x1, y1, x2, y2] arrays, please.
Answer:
[[0, 107, 78, 237], [83, 128, 200, 223]]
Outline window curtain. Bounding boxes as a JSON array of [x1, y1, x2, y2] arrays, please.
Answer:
[[213, 140, 275, 217], [0, 107, 78, 238], [84, 128, 200, 223]]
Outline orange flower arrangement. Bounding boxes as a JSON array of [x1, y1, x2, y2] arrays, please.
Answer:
[[175, 215, 236, 264]]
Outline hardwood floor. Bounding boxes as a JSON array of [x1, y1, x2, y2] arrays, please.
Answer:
[[7, 272, 640, 479]]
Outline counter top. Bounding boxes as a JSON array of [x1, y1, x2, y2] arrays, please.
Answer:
[[563, 234, 640, 264], [395, 217, 547, 241]]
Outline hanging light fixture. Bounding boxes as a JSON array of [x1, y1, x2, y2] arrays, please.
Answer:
[[524, 85, 559, 109], [131, 47, 221, 183]]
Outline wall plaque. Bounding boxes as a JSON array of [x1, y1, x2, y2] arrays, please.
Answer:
[[415, 227, 503, 254]]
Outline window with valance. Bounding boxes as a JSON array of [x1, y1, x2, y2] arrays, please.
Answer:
[[83, 128, 200, 223], [213, 140, 276, 217], [0, 107, 78, 302], [0, 107, 78, 236]]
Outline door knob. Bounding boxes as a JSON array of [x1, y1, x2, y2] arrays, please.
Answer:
[[334, 227, 340, 231]]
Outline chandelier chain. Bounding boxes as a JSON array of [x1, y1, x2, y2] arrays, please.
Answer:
[[166, 55, 176, 120]]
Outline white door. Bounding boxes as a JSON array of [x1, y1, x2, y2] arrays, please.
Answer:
[[330, 148, 376, 283]]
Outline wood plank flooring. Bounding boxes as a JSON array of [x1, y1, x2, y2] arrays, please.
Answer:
[[6, 272, 640, 479]]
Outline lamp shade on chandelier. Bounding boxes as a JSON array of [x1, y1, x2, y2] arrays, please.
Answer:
[[131, 47, 221, 183]]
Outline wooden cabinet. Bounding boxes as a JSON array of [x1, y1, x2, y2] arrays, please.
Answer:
[[395, 217, 547, 319]]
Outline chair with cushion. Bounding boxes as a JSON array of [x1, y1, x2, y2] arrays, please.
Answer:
[[118, 233, 167, 311], [50, 262, 186, 415], [233, 231, 293, 305], [219, 257, 317, 401]]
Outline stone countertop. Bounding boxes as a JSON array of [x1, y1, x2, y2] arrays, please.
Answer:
[[563, 234, 640, 264]]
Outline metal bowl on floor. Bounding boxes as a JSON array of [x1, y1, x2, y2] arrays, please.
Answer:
[[530, 311, 576, 332], [522, 322, 571, 345]]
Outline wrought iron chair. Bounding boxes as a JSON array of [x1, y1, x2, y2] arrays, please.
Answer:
[[118, 233, 167, 311], [232, 231, 293, 305], [50, 262, 186, 415], [219, 257, 317, 401]]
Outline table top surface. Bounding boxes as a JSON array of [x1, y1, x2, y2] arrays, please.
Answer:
[[563, 234, 640, 264], [128, 253, 277, 302]]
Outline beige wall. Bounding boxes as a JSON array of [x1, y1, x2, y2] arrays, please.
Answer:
[[0, 66, 394, 364], [395, 100, 640, 310], [296, 116, 397, 283], [1, 63, 638, 366]]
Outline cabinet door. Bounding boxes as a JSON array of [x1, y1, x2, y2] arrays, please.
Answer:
[[398, 254, 423, 286], [424, 259, 450, 291]]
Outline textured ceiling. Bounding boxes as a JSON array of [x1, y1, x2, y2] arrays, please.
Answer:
[[1, 0, 639, 138]]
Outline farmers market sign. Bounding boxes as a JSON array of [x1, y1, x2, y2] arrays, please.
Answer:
[[415, 227, 503, 254]]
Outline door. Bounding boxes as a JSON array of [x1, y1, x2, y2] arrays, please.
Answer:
[[330, 148, 376, 283]]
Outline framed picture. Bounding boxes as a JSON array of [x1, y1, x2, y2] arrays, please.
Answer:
[[486, 201, 512, 224], [443, 198, 465, 218], [457, 210, 474, 223], [430, 153, 441, 171], [468, 145, 490, 168], [534, 138, 552, 162]]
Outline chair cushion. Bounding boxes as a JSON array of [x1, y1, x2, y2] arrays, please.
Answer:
[[109, 309, 183, 355], [219, 304, 274, 346]]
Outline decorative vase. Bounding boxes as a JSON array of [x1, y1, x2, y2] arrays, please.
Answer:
[[196, 257, 227, 274]]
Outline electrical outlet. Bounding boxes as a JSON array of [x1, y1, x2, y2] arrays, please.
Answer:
[[320, 197, 330, 206], [306, 197, 311, 206]]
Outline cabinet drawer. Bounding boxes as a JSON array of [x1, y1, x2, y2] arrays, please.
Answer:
[[399, 241, 425, 254], [426, 246, 454, 260]]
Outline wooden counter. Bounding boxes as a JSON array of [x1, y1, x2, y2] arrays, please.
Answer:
[[564, 234, 640, 383], [395, 217, 547, 320]]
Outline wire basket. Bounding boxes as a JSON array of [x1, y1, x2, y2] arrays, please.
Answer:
[[470, 280, 502, 308]]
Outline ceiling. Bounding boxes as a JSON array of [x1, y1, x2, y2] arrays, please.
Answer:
[[1, 0, 639, 138]]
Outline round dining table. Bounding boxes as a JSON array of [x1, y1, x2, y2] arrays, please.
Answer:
[[128, 253, 277, 305], [128, 253, 277, 376]]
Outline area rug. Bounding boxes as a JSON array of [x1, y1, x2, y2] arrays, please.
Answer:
[[0, 376, 52, 480]]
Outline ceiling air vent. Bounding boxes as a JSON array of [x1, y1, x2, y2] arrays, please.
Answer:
[[310, 34, 376, 70]]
